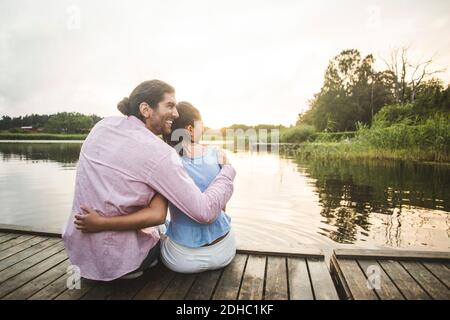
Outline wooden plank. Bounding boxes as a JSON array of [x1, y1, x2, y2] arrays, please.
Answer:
[[108, 269, 162, 300], [55, 278, 97, 300], [422, 262, 450, 288], [0, 242, 65, 284], [307, 258, 339, 300], [3, 259, 70, 300], [29, 274, 72, 300], [400, 261, 450, 300], [159, 273, 197, 300], [287, 257, 314, 300], [238, 255, 266, 300], [0, 238, 61, 272], [185, 269, 223, 300], [0, 249, 67, 298], [0, 235, 35, 251], [0, 233, 9, 238], [81, 281, 116, 300], [133, 264, 176, 300], [264, 256, 288, 300], [40, 266, 154, 300], [81, 267, 164, 300], [335, 259, 378, 300], [0, 224, 61, 238], [335, 249, 450, 261], [237, 246, 323, 259], [378, 260, 430, 300], [357, 259, 404, 300], [0, 234, 20, 245], [0, 236, 48, 261], [330, 255, 350, 300], [213, 254, 247, 300]]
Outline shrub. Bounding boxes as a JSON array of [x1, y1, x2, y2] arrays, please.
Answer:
[[372, 103, 417, 128], [280, 125, 317, 143]]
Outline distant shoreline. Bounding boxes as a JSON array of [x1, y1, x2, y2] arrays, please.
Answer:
[[1, 132, 448, 164], [0, 133, 88, 140]]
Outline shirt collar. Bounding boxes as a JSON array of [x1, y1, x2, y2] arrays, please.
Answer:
[[128, 115, 146, 128], [127, 115, 162, 139]]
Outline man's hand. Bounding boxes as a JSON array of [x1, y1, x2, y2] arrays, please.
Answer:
[[74, 206, 106, 233]]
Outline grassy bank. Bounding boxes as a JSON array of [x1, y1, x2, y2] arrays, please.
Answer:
[[282, 141, 450, 163], [279, 113, 450, 163], [0, 132, 87, 140], [1, 113, 449, 163]]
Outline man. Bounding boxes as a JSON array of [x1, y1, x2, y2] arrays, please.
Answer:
[[62, 80, 235, 281]]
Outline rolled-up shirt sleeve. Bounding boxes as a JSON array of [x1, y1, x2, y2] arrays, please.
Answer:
[[146, 150, 236, 224]]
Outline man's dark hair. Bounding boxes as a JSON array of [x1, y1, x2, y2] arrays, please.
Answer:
[[117, 80, 175, 121]]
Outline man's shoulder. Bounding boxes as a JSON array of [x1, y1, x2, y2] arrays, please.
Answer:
[[96, 116, 126, 126], [86, 116, 178, 163], [88, 116, 124, 133], [119, 123, 177, 162], [145, 135, 178, 159]]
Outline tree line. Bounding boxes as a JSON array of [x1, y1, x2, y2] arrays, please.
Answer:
[[0, 112, 102, 133]]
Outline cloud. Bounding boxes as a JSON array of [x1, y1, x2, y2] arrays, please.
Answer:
[[0, 0, 449, 127]]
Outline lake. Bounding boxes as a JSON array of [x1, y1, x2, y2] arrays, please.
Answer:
[[0, 141, 449, 255]]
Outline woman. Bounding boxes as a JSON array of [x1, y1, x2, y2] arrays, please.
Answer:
[[76, 102, 236, 274]]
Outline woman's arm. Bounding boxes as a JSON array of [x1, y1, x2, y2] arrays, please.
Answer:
[[74, 193, 168, 233]]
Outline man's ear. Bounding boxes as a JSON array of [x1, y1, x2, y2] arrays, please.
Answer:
[[139, 102, 153, 119]]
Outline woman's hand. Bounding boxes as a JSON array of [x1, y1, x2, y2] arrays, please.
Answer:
[[74, 206, 106, 233], [217, 148, 231, 166]]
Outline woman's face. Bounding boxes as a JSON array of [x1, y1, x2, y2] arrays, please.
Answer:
[[187, 119, 203, 143]]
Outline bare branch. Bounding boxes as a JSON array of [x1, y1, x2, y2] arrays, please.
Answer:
[[382, 47, 446, 103]]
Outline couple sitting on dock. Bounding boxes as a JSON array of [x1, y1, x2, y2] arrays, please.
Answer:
[[62, 80, 237, 281]]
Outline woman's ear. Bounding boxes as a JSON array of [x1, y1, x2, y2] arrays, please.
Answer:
[[185, 125, 195, 142], [186, 125, 194, 135]]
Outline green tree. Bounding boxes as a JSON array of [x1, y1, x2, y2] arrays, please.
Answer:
[[413, 78, 450, 116], [44, 112, 95, 133], [298, 49, 394, 131]]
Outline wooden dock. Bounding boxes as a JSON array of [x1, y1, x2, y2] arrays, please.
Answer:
[[1, 224, 449, 300], [0, 229, 338, 300], [330, 248, 450, 300]]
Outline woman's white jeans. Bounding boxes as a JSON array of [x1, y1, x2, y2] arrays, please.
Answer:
[[160, 229, 236, 274]]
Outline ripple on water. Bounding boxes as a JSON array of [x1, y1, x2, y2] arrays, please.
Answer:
[[0, 142, 449, 255]]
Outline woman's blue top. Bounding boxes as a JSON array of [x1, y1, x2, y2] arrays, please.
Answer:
[[165, 147, 231, 248]]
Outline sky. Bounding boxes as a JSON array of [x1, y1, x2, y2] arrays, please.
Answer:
[[0, 0, 449, 128]]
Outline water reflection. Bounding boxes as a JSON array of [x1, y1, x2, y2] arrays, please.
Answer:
[[0, 142, 81, 166], [0, 142, 81, 229], [287, 155, 450, 249], [0, 141, 448, 252]]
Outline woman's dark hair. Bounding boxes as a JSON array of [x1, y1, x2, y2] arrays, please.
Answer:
[[117, 80, 175, 121], [164, 101, 202, 155]]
